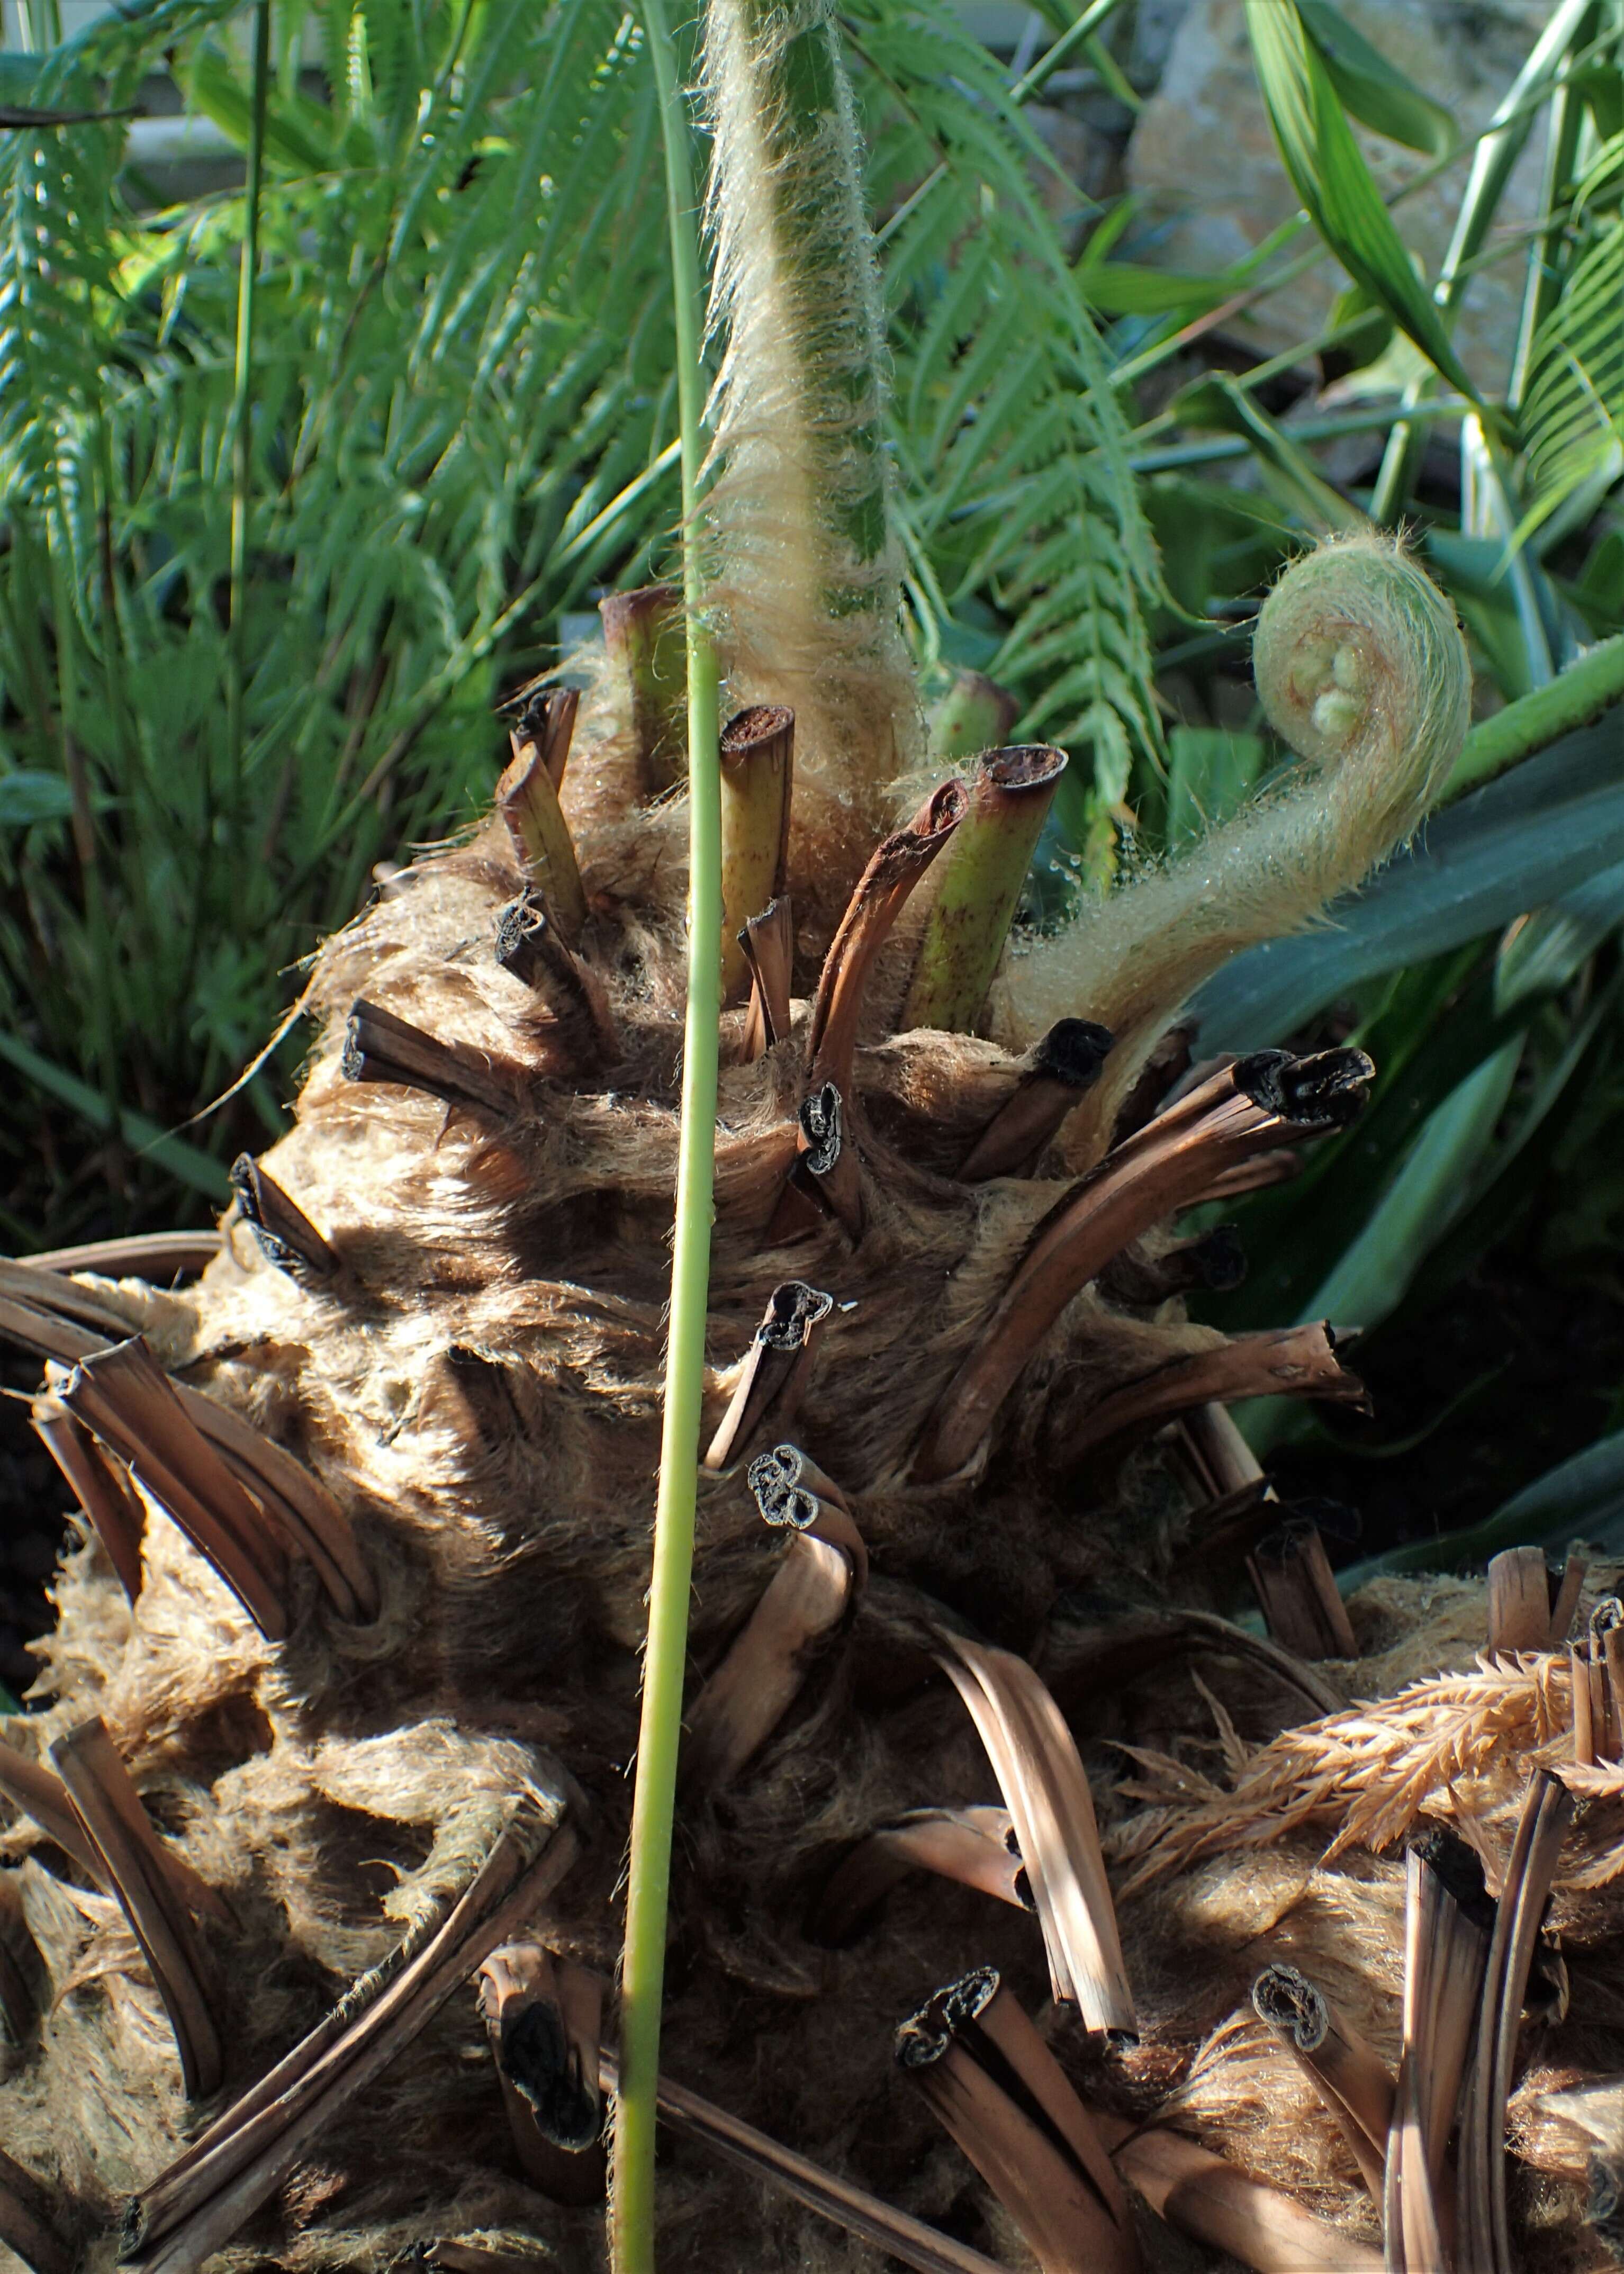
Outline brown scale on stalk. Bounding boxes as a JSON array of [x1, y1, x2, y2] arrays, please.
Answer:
[[4, 511, 1618, 2274]]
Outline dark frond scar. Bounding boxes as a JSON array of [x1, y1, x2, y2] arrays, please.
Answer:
[[1035, 1018, 1116, 1088], [1233, 1045, 1375, 1126], [747, 1446, 818, 1530], [479, 1943, 603, 2156], [960, 1018, 1115, 1183], [759, 1282, 835, 1348], [1252, 1963, 1328, 2052], [704, 1284, 833, 1472], [895, 1966, 1002, 2069], [1405, 1823, 1494, 1930], [229, 1154, 338, 1279], [343, 999, 517, 1120], [493, 894, 619, 1063], [798, 1084, 843, 1178], [1588, 2156, 1624, 2250], [498, 682, 579, 791], [502, 1998, 600, 2150], [1099, 1222, 1245, 1306]]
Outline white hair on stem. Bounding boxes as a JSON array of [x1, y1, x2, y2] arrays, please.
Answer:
[[700, 0, 922, 920], [990, 530, 1473, 1161]]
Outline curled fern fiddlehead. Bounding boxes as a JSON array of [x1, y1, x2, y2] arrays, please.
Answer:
[[993, 529, 1472, 1160]]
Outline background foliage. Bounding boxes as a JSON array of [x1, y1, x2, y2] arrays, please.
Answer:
[[5, 0, 1624, 1564]]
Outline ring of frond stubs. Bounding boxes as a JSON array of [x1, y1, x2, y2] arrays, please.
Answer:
[[0, 534, 1488, 2269]]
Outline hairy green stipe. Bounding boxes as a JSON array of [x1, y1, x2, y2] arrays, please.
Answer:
[[991, 530, 1472, 1161], [702, 0, 919, 906]]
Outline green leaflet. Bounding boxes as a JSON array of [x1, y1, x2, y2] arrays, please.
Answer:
[[1339, 1427, 1624, 1587], [1244, 0, 1481, 408], [1519, 132, 1624, 538], [0, 1032, 230, 1200], [1296, 0, 1458, 156]]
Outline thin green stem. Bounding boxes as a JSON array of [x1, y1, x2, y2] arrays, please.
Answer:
[[225, 1, 271, 817], [611, 2, 721, 2269]]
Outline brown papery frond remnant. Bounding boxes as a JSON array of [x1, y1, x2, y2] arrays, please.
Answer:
[[896, 1968, 1140, 2274], [1252, 1964, 1392, 2199], [344, 998, 522, 1120], [1044, 1599, 1342, 1721], [51, 1717, 224, 2098], [1246, 1520, 1359, 1662], [1095, 2110, 1384, 2273], [1549, 1547, 1587, 1647], [0, 2146, 71, 2274], [228, 1153, 338, 1280], [1113, 1652, 1580, 1894], [0, 1879, 38, 2045], [1054, 1322, 1367, 1469], [598, 2046, 1004, 2274], [500, 681, 579, 789], [703, 1281, 834, 1472], [1457, 1773, 1575, 2272], [681, 1446, 865, 1790], [737, 894, 795, 1060], [933, 1630, 1135, 2038], [719, 703, 794, 1004], [781, 779, 967, 1238], [0, 1735, 109, 1886], [811, 1805, 1031, 1944], [1170, 1399, 1276, 1523], [1385, 1830, 1493, 2271], [913, 1049, 1372, 1483], [493, 892, 619, 1066], [169, 1369, 375, 1624], [31, 1394, 146, 1602], [497, 705, 588, 942], [959, 1019, 1115, 1181], [125, 1812, 578, 2274], [21, 1230, 221, 1278], [53, 1338, 288, 1641], [1487, 1547, 1553, 1656], [477, 1943, 605, 2204]]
